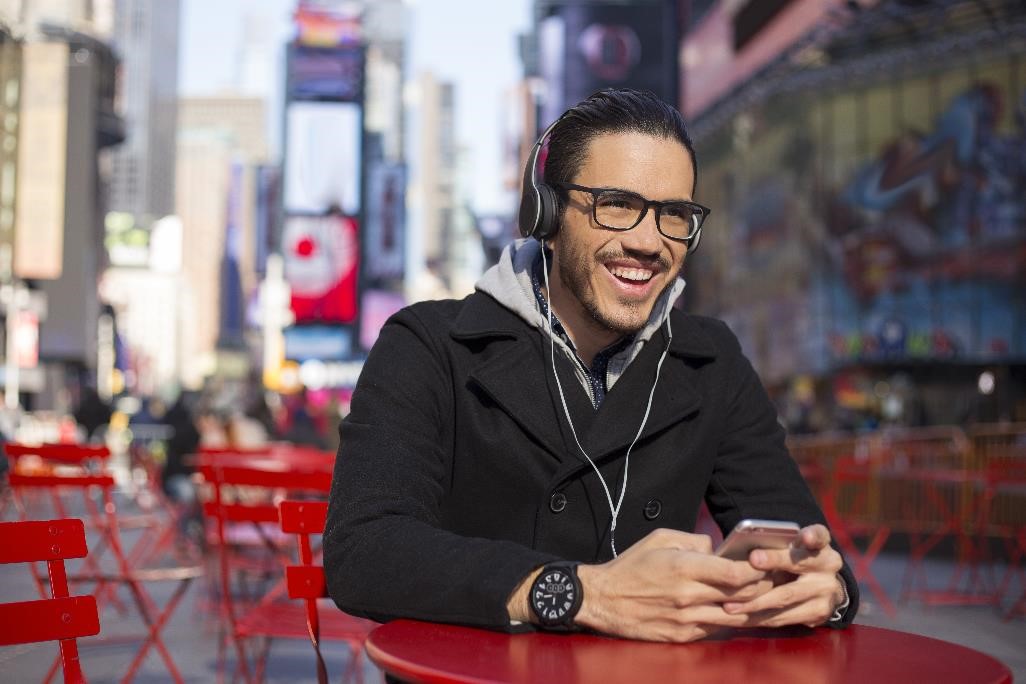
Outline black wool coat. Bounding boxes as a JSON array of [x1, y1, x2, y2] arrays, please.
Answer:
[[323, 291, 858, 628]]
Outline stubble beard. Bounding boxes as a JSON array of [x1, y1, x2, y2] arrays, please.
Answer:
[[555, 240, 680, 336]]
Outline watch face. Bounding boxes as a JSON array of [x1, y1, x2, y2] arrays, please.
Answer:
[[532, 569, 577, 623]]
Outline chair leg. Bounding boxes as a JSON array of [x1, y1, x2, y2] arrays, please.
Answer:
[[254, 636, 273, 684], [42, 652, 61, 684], [120, 579, 188, 684], [121, 578, 194, 684]]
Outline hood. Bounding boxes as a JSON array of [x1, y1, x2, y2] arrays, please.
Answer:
[[475, 238, 687, 363]]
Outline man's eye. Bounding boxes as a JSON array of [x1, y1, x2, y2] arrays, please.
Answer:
[[662, 204, 694, 220], [596, 194, 637, 209]]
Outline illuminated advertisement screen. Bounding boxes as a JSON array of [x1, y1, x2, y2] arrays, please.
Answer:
[[284, 101, 361, 215], [359, 290, 406, 351], [363, 162, 405, 281], [544, 2, 678, 117], [288, 44, 363, 102], [284, 325, 353, 361], [283, 214, 360, 324]]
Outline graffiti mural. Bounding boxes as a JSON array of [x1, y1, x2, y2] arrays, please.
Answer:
[[828, 81, 1026, 362], [694, 62, 1026, 381]]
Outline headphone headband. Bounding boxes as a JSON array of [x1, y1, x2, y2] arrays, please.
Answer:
[[516, 109, 703, 252]]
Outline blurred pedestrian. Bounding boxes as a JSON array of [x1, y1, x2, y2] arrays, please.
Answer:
[[73, 386, 113, 443], [284, 390, 326, 450], [160, 393, 203, 547]]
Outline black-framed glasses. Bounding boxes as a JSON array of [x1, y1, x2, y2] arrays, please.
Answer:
[[555, 182, 711, 243]]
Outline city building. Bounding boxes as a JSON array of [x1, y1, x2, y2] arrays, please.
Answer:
[[405, 71, 462, 301], [108, 0, 180, 222], [682, 0, 1026, 428], [0, 0, 125, 410], [174, 122, 260, 389]]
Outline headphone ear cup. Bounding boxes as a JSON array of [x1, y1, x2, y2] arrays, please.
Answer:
[[518, 181, 540, 239], [687, 226, 702, 253], [534, 184, 561, 240]]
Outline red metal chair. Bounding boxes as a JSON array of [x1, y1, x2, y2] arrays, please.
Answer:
[[199, 460, 349, 682], [0, 518, 101, 684], [279, 500, 377, 684], [5, 442, 204, 683], [979, 456, 1026, 619], [5, 442, 130, 609], [821, 450, 897, 617], [883, 428, 994, 606]]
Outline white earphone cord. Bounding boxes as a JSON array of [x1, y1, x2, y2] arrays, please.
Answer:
[[540, 248, 672, 558]]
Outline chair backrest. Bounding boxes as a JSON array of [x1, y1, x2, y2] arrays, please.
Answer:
[[198, 462, 333, 648], [4, 442, 116, 493], [5, 442, 111, 465], [4, 443, 126, 577], [198, 463, 332, 528], [278, 500, 330, 684], [278, 500, 329, 600], [0, 518, 100, 684], [277, 499, 374, 684]]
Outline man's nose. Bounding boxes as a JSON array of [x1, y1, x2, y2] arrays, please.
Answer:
[[622, 207, 663, 254]]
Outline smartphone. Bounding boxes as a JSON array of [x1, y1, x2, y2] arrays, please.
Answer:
[[714, 519, 800, 561]]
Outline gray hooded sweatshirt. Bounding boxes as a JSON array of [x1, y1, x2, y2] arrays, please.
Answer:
[[475, 238, 687, 402]]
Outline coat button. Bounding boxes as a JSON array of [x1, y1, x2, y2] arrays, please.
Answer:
[[549, 492, 567, 513], [643, 498, 662, 520]]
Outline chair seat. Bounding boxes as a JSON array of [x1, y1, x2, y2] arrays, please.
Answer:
[[208, 521, 291, 547], [236, 599, 375, 643]]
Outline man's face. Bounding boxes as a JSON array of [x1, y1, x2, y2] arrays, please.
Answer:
[[548, 131, 695, 339]]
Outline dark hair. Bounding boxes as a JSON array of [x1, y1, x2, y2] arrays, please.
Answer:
[[543, 88, 698, 194]]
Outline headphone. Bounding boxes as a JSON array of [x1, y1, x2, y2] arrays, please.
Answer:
[[518, 118, 564, 241], [517, 113, 704, 252]]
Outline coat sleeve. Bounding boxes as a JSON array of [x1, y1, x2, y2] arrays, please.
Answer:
[[701, 319, 860, 627], [323, 306, 560, 627]]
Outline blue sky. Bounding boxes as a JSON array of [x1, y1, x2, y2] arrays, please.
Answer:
[[179, 0, 532, 213]]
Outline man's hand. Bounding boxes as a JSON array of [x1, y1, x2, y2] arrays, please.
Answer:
[[573, 528, 773, 642], [721, 523, 846, 628]]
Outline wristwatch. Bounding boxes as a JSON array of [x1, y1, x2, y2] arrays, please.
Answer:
[[529, 562, 583, 630]]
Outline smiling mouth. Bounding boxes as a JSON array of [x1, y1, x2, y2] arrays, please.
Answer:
[[607, 265, 655, 283]]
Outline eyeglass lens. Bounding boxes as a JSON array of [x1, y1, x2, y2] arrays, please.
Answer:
[[593, 191, 701, 239]]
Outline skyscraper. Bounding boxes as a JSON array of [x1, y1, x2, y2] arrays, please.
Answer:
[[109, 0, 180, 221]]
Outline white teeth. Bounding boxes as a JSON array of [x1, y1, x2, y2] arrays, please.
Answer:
[[609, 266, 653, 282]]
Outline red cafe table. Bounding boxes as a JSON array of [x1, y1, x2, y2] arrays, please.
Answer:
[[365, 620, 1012, 684]]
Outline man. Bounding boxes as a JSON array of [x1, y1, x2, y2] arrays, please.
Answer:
[[325, 88, 856, 641]]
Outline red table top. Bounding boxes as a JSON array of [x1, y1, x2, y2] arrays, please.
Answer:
[[365, 620, 1012, 684]]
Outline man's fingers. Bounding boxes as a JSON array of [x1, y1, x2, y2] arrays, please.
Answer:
[[749, 543, 842, 575], [681, 553, 768, 587], [722, 573, 838, 616], [663, 576, 774, 607], [636, 528, 714, 554], [798, 524, 831, 549], [736, 597, 838, 629]]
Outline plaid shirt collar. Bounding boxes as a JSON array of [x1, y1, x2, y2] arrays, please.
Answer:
[[530, 255, 633, 407]]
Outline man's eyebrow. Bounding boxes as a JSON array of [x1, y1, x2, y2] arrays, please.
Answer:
[[592, 185, 694, 203]]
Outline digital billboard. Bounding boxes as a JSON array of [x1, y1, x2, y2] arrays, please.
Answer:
[[288, 44, 363, 102], [363, 162, 405, 281], [282, 214, 359, 324], [283, 101, 362, 215], [540, 1, 678, 121]]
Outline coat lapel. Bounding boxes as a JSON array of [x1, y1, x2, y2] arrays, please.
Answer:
[[451, 296, 720, 470], [451, 293, 573, 462], [581, 312, 719, 463]]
